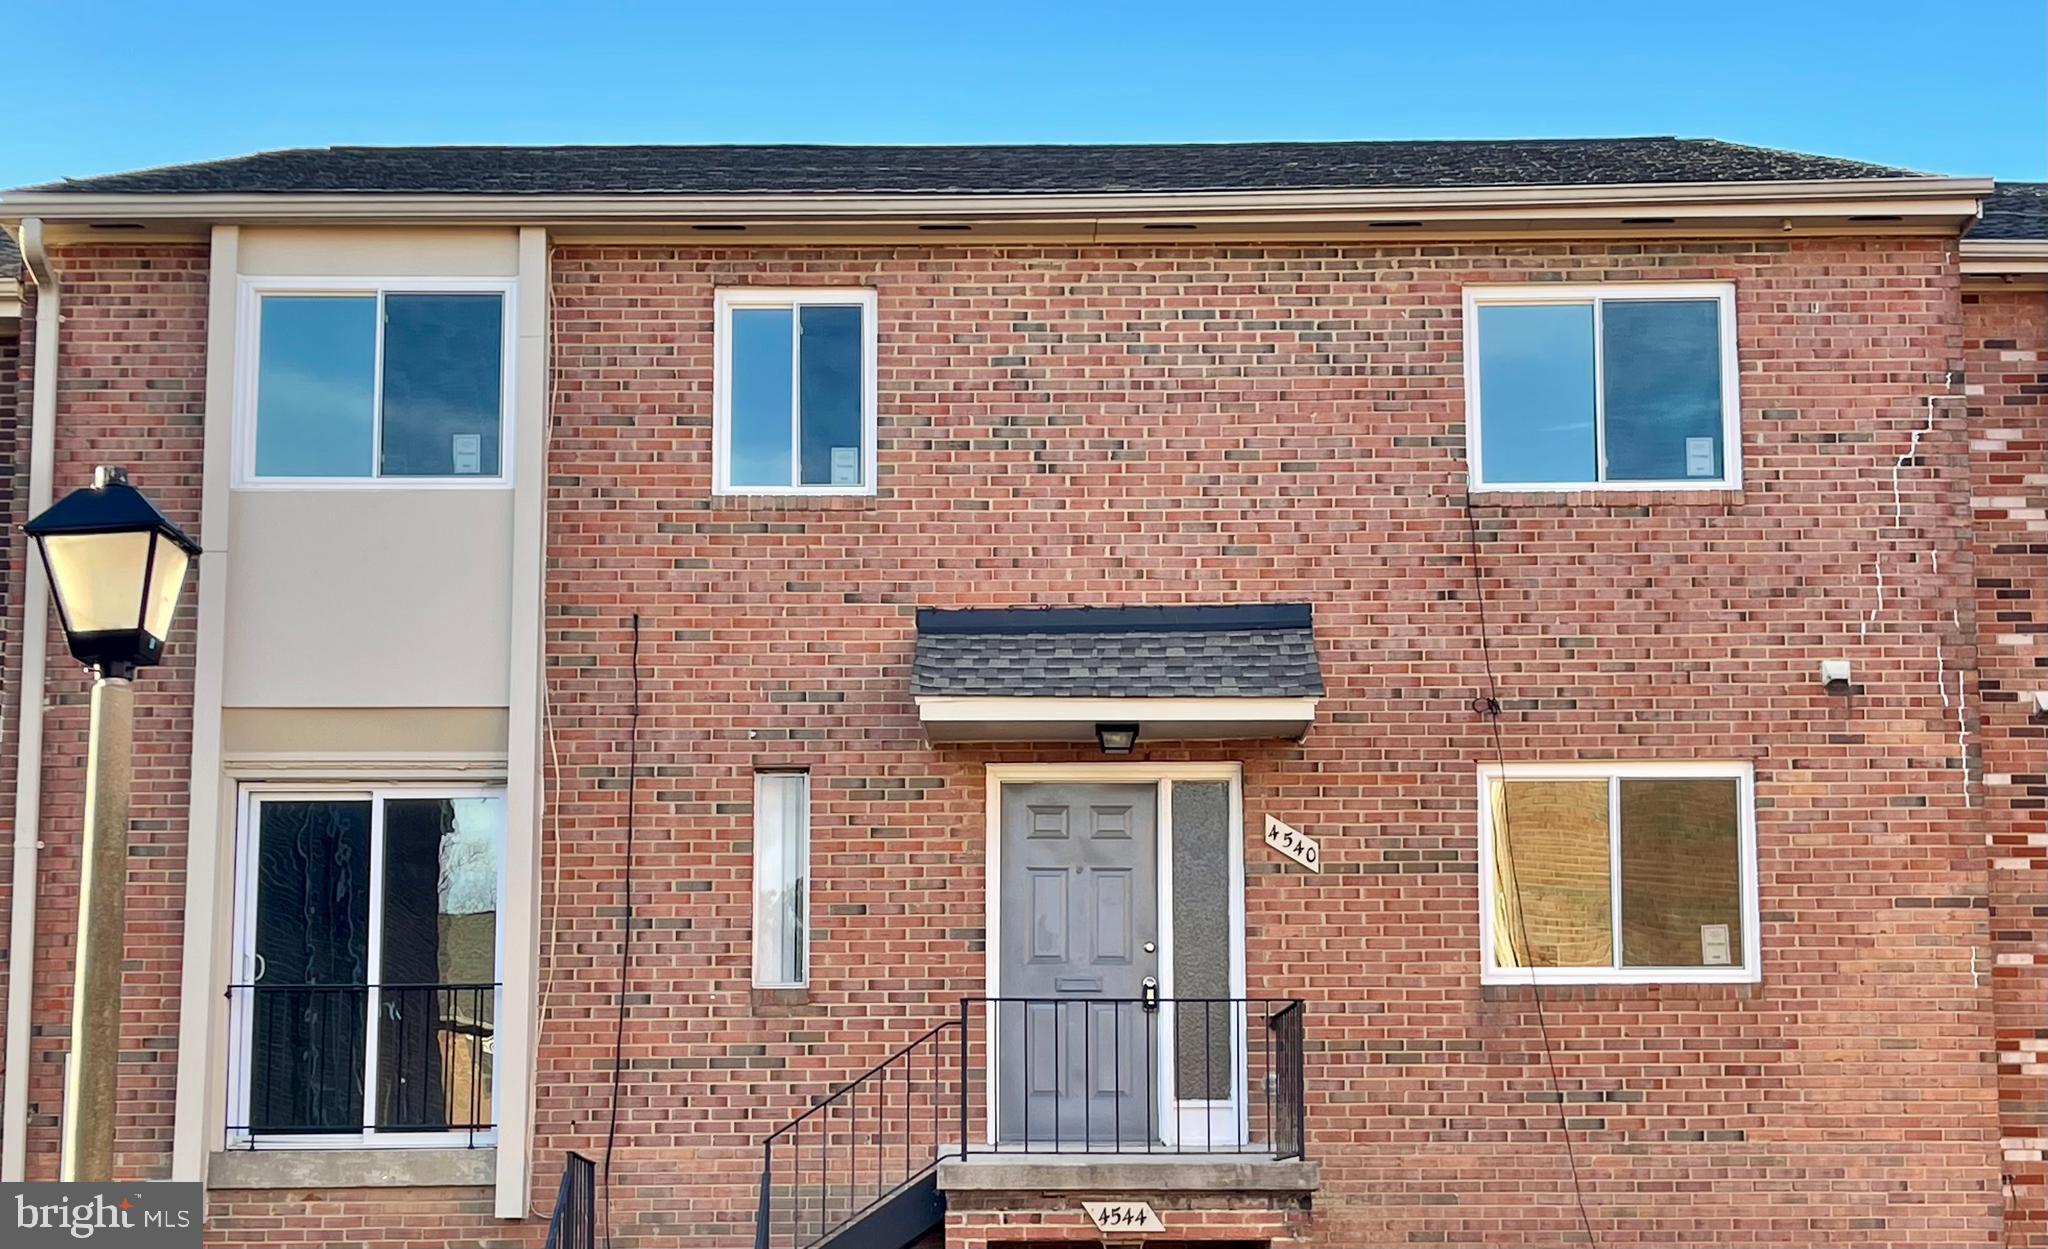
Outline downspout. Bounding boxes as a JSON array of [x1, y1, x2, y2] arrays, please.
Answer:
[[3, 218, 58, 1180]]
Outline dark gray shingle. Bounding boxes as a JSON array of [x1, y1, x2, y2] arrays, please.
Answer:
[[1969, 182, 2048, 241], [913, 604, 1324, 699], [0, 232, 17, 281], [15, 138, 1931, 197]]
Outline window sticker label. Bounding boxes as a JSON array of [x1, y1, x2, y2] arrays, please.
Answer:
[[1685, 436, 1716, 478], [1700, 923, 1732, 965], [830, 446, 860, 485], [452, 433, 482, 475]]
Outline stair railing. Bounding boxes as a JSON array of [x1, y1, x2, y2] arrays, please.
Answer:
[[755, 1018, 961, 1249], [542, 1151, 596, 1249]]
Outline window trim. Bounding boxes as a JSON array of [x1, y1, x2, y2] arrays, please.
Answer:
[[751, 770, 813, 989], [234, 275, 519, 490], [225, 782, 507, 1151], [1476, 760, 1760, 986], [713, 287, 880, 497], [1462, 281, 1742, 493]]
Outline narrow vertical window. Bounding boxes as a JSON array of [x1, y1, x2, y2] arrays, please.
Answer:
[[753, 771, 811, 987]]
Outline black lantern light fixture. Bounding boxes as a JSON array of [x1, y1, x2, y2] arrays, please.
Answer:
[[1094, 722, 1140, 755], [23, 465, 198, 1182], [25, 465, 200, 679]]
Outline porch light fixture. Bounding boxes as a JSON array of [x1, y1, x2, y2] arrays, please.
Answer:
[[23, 465, 198, 1182], [1094, 722, 1140, 755], [25, 466, 200, 679]]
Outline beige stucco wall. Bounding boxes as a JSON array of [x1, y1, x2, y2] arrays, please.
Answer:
[[220, 707, 511, 754], [237, 227, 519, 278], [222, 490, 513, 707], [223, 227, 520, 710]]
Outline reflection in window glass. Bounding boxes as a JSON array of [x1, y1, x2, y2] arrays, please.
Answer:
[[1489, 780, 1612, 969], [380, 294, 504, 477], [1602, 300, 1724, 482], [1619, 779, 1742, 967], [1476, 303, 1597, 484], [248, 799, 373, 1134], [377, 797, 500, 1131], [730, 308, 795, 487], [754, 773, 810, 986], [722, 295, 869, 490], [1471, 291, 1730, 487], [237, 791, 501, 1140], [255, 296, 377, 478], [798, 304, 864, 487]]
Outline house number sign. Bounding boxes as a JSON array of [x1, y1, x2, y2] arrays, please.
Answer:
[[1082, 1201, 1166, 1233], [1265, 815, 1321, 873]]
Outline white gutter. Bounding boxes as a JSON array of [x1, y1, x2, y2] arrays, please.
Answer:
[[3, 218, 58, 1181], [0, 176, 1996, 225]]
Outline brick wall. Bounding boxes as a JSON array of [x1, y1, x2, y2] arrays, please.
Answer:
[[0, 310, 21, 1169], [7, 236, 2004, 1247], [2, 248, 209, 1180], [1967, 287, 2048, 1246]]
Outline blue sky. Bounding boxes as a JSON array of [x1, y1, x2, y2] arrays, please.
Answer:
[[9, 0, 2043, 188]]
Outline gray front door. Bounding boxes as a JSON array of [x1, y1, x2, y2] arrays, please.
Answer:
[[997, 782, 1158, 1144]]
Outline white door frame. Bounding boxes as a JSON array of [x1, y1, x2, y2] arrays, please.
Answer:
[[983, 762, 1247, 1150]]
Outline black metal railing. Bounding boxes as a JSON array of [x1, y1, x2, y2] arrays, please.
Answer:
[[544, 1152, 596, 1249], [223, 982, 498, 1145], [961, 998, 1306, 1158], [752, 996, 1307, 1249], [755, 1018, 962, 1249]]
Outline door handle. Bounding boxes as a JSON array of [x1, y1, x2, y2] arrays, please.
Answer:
[[1141, 976, 1159, 1012]]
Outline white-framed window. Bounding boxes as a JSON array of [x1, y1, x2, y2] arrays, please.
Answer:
[[714, 288, 878, 496], [752, 771, 811, 987], [236, 277, 517, 487], [226, 784, 504, 1149], [1478, 761, 1759, 986], [1463, 283, 1741, 491]]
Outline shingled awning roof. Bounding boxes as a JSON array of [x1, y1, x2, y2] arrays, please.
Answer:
[[914, 604, 1323, 744]]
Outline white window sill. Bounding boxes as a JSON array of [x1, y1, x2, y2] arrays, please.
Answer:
[[1468, 485, 1743, 505], [1482, 969, 1761, 988], [208, 1147, 494, 1190]]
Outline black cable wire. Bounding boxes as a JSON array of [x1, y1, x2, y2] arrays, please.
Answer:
[[602, 612, 641, 1249], [1462, 495, 1598, 1248]]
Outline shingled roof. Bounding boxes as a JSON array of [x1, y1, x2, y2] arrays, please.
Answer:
[[913, 604, 1325, 700], [1970, 182, 2048, 241], [0, 232, 18, 281], [15, 138, 1932, 197]]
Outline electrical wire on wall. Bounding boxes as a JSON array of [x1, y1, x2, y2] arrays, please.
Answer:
[[602, 612, 642, 1249], [1462, 496, 1599, 1248]]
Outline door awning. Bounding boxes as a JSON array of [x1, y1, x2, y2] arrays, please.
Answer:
[[913, 603, 1324, 744]]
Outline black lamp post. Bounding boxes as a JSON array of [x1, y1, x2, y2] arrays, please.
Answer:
[[23, 466, 199, 1181]]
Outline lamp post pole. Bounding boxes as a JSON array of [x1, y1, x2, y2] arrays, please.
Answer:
[[59, 665, 135, 1182], [25, 464, 200, 1184]]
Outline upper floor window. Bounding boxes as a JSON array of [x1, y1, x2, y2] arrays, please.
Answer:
[[240, 279, 515, 486], [1478, 761, 1758, 986], [715, 288, 878, 496], [227, 785, 503, 1148], [1464, 283, 1739, 491]]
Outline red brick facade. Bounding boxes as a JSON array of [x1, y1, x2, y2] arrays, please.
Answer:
[[1968, 287, 2048, 1247], [3, 234, 2034, 1247]]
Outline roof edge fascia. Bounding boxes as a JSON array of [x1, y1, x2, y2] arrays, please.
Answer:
[[0, 176, 1996, 227]]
